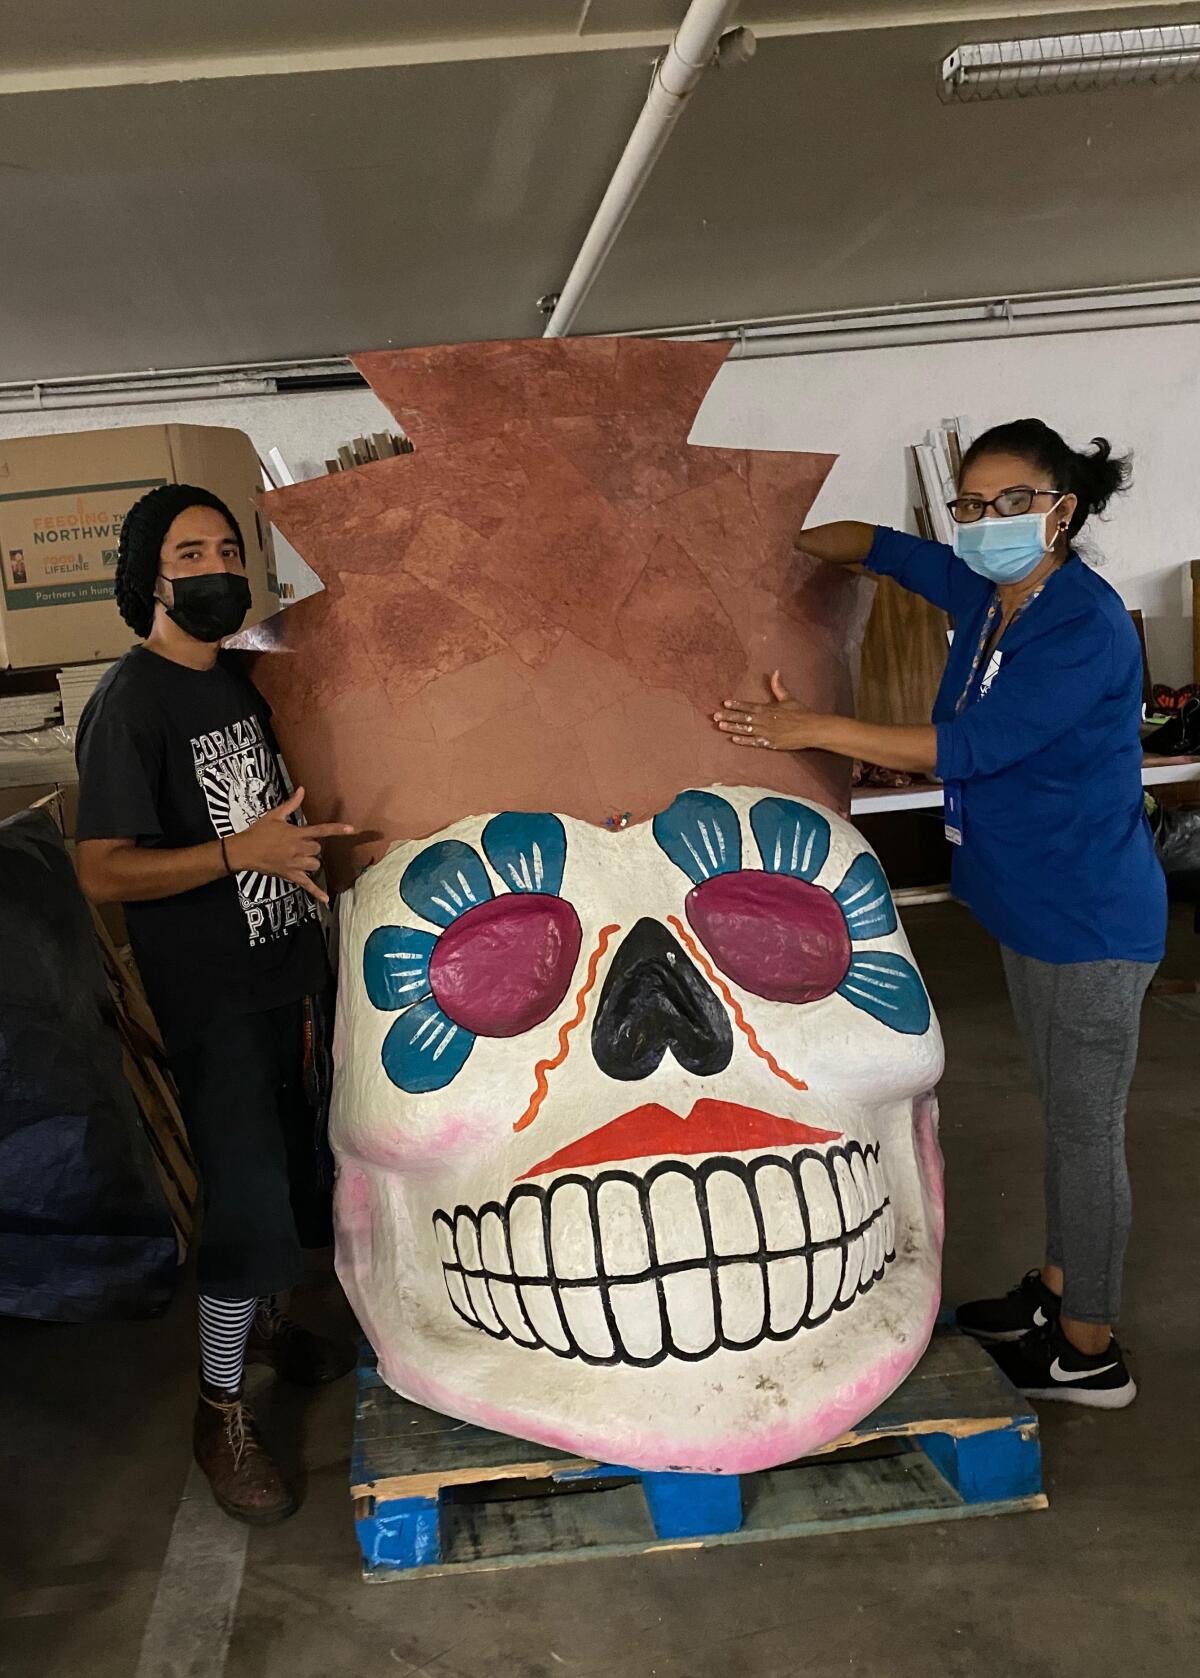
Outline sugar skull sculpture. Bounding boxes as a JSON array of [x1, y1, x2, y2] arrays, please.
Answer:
[[243, 339, 944, 1473]]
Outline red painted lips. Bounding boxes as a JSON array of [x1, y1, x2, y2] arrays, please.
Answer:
[[519, 1099, 842, 1180]]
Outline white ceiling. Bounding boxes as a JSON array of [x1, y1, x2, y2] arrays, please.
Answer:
[[1, 3, 1184, 84], [0, 2, 1197, 379]]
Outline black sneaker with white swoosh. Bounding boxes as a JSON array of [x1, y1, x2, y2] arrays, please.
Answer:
[[988, 1319, 1137, 1409], [955, 1268, 1061, 1343]]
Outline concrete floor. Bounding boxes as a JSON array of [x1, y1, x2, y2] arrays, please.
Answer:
[[3, 903, 1198, 1678]]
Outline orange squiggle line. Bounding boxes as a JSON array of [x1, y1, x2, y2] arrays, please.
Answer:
[[668, 914, 809, 1094], [513, 924, 621, 1133]]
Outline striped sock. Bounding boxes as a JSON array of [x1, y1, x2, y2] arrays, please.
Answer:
[[198, 1294, 258, 1393]]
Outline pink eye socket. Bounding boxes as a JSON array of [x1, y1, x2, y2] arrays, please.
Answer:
[[429, 894, 582, 1037], [686, 872, 851, 1004]]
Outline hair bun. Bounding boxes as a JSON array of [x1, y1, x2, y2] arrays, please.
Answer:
[[1074, 437, 1130, 519]]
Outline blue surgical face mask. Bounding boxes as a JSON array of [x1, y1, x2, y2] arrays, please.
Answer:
[[952, 499, 1063, 583]]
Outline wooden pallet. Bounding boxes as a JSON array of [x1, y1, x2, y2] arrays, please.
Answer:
[[351, 1330, 1045, 1580], [89, 905, 197, 1250]]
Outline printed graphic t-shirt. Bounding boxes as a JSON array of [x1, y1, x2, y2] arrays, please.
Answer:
[[75, 646, 328, 1050]]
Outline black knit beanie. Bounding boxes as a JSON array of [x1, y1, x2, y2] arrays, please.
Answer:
[[115, 483, 245, 638]]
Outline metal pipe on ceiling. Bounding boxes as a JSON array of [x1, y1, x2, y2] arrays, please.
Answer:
[[0, 377, 277, 413], [3, 284, 1200, 412], [542, 0, 742, 339], [730, 297, 1200, 357]]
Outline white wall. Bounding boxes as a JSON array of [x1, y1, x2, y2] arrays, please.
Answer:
[[693, 320, 1200, 686], [4, 319, 1197, 680]]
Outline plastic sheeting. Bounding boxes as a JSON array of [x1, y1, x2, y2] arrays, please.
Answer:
[[1151, 799, 1200, 931], [0, 807, 177, 1321]]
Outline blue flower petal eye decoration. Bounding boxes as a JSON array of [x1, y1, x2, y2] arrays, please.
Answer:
[[400, 839, 493, 928], [482, 811, 567, 896], [834, 853, 897, 941], [363, 925, 437, 1010], [750, 797, 830, 882], [652, 791, 928, 1036], [381, 994, 476, 1094], [652, 790, 742, 884], [837, 952, 930, 1036], [368, 814, 575, 1094]]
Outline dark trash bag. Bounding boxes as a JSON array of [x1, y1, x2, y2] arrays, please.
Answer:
[[0, 807, 177, 1321], [1150, 800, 1200, 929]]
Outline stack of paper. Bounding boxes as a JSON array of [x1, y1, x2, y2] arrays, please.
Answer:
[[58, 662, 117, 730], [912, 418, 974, 546], [0, 692, 62, 734]]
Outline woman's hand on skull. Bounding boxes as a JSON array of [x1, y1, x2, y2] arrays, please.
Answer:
[[713, 672, 828, 753]]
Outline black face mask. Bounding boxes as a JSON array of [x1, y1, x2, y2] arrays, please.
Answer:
[[160, 572, 251, 643]]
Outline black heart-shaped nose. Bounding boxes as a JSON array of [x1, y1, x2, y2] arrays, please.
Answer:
[[591, 917, 733, 1081]]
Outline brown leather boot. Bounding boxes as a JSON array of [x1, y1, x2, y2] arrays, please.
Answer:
[[193, 1384, 297, 1525], [246, 1298, 355, 1388]]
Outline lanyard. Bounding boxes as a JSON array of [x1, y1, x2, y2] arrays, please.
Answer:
[[953, 584, 1045, 717]]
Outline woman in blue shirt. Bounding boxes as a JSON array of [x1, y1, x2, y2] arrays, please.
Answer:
[[714, 419, 1166, 1410]]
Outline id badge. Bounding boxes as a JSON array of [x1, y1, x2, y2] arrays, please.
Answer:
[[943, 781, 964, 846]]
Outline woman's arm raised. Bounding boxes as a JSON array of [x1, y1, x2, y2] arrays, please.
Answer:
[[795, 521, 878, 573]]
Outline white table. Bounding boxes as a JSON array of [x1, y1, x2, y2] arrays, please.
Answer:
[[850, 759, 1200, 816]]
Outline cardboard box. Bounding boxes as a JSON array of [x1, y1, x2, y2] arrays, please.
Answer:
[[0, 781, 60, 825], [0, 424, 278, 669]]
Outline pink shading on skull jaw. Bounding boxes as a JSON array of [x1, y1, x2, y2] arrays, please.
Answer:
[[686, 872, 852, 1003], [369, 1173, 945, 1477], [337, 1116, 501, 1175], [376, 1305, 942, 1476], [364, 1090, 947, 1476]]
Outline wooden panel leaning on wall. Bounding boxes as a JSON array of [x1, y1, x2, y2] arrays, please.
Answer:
[[856, 573, 950, 730], [89, 907, 197, 1253]]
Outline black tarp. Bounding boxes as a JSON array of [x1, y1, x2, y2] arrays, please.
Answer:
[[0, 807, 176, 1320], [1151, 799, 1200, 931]]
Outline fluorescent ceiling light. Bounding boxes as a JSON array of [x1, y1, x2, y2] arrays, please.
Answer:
[[940, 26, 1200, 102]]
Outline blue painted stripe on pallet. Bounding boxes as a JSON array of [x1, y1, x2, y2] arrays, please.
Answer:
[[357, 1496, 442, 1569], [920, 1422, 1043, 1504], [641, 1470, 744, 1539]]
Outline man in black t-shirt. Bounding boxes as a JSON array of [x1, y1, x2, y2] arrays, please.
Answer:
[[76, 483, 356, 1525]]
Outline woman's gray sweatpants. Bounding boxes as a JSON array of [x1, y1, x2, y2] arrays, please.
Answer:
[[1001, 948, 1156, 1324]]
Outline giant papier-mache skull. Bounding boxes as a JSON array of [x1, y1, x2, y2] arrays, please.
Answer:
[[243, 338, 945, 1473], [336, 788, 943, 1472]]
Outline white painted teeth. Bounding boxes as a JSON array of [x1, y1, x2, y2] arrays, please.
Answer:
[[660, 1270, 716, 1357], [798, 1155, 840, 1241], [608, 1278, 663, 1363], [705, 1170, 760, 1257], [809, 1247, 842, 1321], [718, 1261, 767, 1347], [507, 1189, 547, 1276], [647, 1170, 705, 1264], [433, 1142, 895, 1367], [549, 1179, 595, 1280]]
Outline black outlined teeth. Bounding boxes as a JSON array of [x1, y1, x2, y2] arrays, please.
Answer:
[[432, 1143, 894, 1367]]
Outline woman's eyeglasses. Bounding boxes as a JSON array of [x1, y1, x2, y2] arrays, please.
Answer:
[[946, 486, 1060, 524]]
